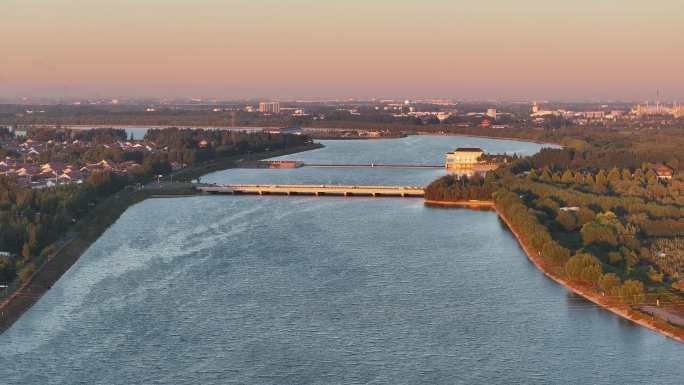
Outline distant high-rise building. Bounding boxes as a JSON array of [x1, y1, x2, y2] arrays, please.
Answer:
[[486, 108, 497, 118], [259, 101, 280, 113], [631, 101, 682, 117]]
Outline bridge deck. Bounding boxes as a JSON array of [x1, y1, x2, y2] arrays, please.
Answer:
[[198, 184, 425, 197], [303, 163, 443, 169]]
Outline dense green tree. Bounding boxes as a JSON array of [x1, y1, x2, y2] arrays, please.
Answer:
[[561, 170, 575, 184], [542, 241, 571, 264], [576, 208, 596, 226], [581, 221, 618, 248], [424, 174, 494, 202]]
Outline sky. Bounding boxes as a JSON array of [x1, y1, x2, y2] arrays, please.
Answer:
[[1, 0, 683, 101]]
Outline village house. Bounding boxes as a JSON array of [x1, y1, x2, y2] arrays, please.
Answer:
[[0, 134, 163, 188]]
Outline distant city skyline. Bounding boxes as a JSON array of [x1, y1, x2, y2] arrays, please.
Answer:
[[2, 0, 683, 100], [4, 95, 683, 102]]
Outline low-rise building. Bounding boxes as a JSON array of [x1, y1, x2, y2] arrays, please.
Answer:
[[445, 148, 484, 169]]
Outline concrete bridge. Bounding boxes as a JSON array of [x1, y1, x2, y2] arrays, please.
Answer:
[[303, 163, 443, 169], [197, 184, 425, 198]]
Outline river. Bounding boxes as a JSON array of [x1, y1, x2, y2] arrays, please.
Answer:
[[1, 135, 682, 384]]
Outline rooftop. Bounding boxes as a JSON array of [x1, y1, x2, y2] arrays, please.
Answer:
[[450, 147, 484, 153]]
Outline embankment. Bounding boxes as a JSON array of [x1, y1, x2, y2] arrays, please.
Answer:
[[424, 200, 495, 209], [494, 206, 684, 344]]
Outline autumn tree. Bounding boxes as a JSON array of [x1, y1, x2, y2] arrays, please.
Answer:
[[556, 210, 578, 231], [598, 273, 621, 293], [566, 253, 603, 285], [542, 241, 571, 264], [612, 280, 645, 305]]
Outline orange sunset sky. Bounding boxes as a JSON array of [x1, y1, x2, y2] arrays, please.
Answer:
[[1, 0, 683, 100]]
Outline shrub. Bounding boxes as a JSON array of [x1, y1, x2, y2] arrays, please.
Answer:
[[18, 263, 36, 283]]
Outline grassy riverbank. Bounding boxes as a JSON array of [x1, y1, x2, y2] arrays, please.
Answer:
[[0, 143, 322, 333]]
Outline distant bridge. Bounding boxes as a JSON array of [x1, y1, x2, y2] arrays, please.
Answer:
[[303, 163, 443, 169], [197, 184, 425, 198]]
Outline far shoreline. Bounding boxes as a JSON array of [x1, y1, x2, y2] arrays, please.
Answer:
[[57, 124, 561, 147]]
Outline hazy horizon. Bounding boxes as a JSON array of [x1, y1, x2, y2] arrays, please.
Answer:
[[2, 0, 683, 101]]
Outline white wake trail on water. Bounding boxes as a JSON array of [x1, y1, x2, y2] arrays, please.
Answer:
[[0, 199, 269, 355]]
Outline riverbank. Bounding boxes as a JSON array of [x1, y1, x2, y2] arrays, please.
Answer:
[[494, 206, 684, 344], [0, 143, 322, 334]]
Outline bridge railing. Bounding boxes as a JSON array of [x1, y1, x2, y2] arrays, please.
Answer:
[[204, 183, 424, 190]]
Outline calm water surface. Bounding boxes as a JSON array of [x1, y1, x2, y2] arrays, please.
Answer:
[[1, 136, 682, 384]]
